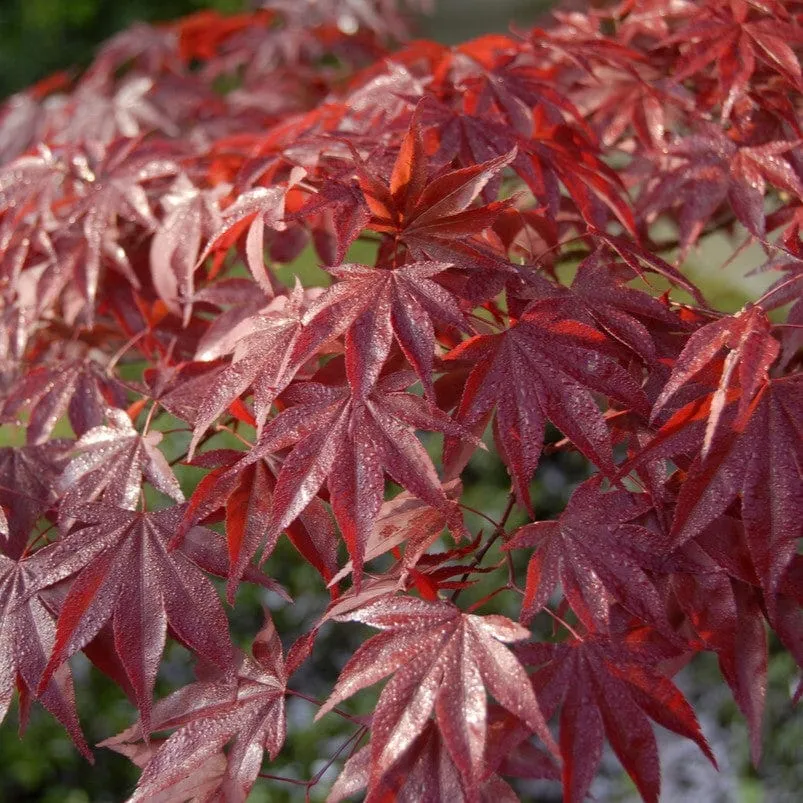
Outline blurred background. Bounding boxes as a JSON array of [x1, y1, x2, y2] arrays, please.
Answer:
[[0, 1, 800, 801], [0, 0, 550, 98]]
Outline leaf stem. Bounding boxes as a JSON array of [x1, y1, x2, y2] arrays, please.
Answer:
[[450, 491, 516, 603], [214, 423, 255, 449], [544, 607, 583, 641], [106, 330, 147, 374], [286, 689, 363, 724], [141, 401, 158, 436], [457, 502, 501, 528]]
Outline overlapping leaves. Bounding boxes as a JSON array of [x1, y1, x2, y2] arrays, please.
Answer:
[[0, 1, 801, 801], [317, 595, 557, 797]]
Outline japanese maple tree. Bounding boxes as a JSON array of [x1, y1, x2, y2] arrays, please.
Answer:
[[1, 0, 802, 800]]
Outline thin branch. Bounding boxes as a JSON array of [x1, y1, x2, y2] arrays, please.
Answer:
[[257, 727, 367, 798], [309, 727, 367, 785], [257, 773, 309, 786]]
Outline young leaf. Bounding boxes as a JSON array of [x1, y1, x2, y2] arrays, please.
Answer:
[[57, 408, 184, 513], [188, 286, 311, 454]]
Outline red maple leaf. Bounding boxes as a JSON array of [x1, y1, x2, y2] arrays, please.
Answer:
[[197, 182, 291, 293], [638, 129, 803, 257], [236, 372, 471, 581], [58, 138, 180, 313], [353, 102, 516, 267], [626, 374, 803, 602], [664, 0, 803, 118], [0, 440, 70, 558], [149, 174, 224, 317], [101, 610, 290, 802], [56, 407, 184, 513], [328, 479, 463, 587], [328, 722, 522, 803], [519, 249, 686, 363], [2, 358, 127, 444], [455, 48, 589, 136], [299, 260, 469, 398], [669, 533, 769, 763], [651, 304, 780, 454], [188, 284, 315, 454], [292, 174, 370, 264], [574, 63, 693, 149], [35, 504, 236, 729], [316, 595, 557, 793], [182, 447, 338, 601], [0, 549, 91, 759]]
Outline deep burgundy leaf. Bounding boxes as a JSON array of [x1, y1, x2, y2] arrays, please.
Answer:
[[505, 477, 667, 631], [2, 359, 126, 444], [652, 305, 780, 457], [242, 375, 471, 582], [629, 375, 803, 601], [519, 631, 715, 803], [300, 261, 469, 397], [444, 299, 648, 509], [0, 440, 71, 559], [329, 722, 521, 803]]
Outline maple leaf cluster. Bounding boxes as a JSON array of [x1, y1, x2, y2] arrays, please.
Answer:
[[0, 0, 802, 800]]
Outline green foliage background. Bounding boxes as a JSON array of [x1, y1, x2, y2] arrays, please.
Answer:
[[0, 1, 799, 801]]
